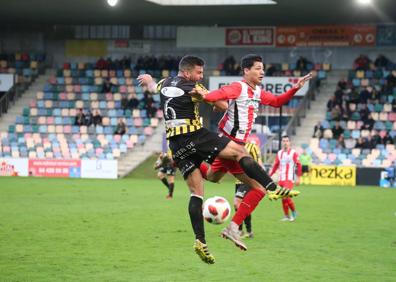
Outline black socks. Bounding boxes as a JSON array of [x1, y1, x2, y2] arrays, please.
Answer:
[[188, 195, 206, 244], [239, 156, 276, 191]]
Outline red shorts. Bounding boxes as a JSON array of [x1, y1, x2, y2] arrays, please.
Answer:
[[278, 180, 294, 189], [211, 157, 244, 175]]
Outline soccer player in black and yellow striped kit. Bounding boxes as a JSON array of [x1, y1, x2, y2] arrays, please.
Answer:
[[234, 142, 263, 239]]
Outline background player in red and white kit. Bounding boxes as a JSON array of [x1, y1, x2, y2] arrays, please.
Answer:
[[269, 135, 302, 222]]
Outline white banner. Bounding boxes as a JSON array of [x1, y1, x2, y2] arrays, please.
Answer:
[[81, 159, 118, 179], [0, 158, 28, 176], [209, 76, 308, 96], [0, 74, 14, 91]]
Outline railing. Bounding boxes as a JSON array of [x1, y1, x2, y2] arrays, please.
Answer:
[[0, 84, 25, 118], [262, 77, 320, 164]]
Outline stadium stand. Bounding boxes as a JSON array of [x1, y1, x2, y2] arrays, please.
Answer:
[[1, 61, 162, 160], [307, 56, 396, 167]]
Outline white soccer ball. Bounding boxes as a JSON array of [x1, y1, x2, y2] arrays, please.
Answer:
[[202, 196, 231, 224]]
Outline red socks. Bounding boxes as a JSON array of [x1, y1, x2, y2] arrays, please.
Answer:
[[282, 198, 295, 216], [232, 188, 265, 226], [199, 163, 208, 179]]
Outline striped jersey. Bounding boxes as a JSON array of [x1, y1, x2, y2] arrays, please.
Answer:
[[269, 149, 302, 182], [203, 80, 298, 143], [157, 77, 204, 138]]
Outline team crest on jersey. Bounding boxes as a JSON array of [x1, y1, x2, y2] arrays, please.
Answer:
[[161, 86, 185, 97]]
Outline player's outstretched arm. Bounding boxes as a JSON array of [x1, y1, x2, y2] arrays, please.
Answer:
[[260, 72, 313, 107], [137, 74, 157, 93]]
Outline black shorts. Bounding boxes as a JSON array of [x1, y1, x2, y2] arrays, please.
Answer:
[[302, 165, 310, 173], [159, 166, 176, 176], [169, 128, 230, 179], [235, 183, 250, 199]]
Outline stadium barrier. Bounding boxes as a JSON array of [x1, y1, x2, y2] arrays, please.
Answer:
[[0, 158, 117, 179]]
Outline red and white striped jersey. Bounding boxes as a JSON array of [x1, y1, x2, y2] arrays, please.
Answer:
[[203, 80, 299, 143], [218, 81, 261, 143], [269, 149, 302, 182]]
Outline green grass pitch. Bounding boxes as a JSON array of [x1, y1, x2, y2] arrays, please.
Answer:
[[0, 175, 395, 281]]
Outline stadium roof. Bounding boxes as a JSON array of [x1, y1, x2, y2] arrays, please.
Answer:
[[0, 0, 395, 26]]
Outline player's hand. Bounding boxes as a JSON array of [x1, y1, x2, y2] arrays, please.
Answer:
[[189, 87, 208, 101], [137, 74, 154, 86], [294, 72, 313, 89]]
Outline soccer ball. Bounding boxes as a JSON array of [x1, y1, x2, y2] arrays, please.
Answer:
[[202, 196, 231, 224]]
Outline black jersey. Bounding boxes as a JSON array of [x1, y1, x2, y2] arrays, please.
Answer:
[[157, 76, 203, 138]]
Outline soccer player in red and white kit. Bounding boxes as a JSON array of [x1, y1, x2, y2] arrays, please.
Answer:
[[269, 135, 302, 222], [193, 54, 311, 248]]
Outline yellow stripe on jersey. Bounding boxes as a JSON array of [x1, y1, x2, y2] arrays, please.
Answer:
[[235, 143, 262, 185], [166, 124, 202, 138], [156, 78, 166, 93]]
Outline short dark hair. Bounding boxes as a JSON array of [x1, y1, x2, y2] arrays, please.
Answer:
[[241, 54, 263, 70], [178, 55, 205, 71], [282, 135, 289, 139]]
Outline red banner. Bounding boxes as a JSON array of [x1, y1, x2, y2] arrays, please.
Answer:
[[28, 159, 81, 178], [226, 27, 274, 46], [276, 25, 376, 47]]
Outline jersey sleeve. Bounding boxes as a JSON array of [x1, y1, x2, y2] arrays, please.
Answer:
[[269, 153, 280, 177], [260, 87, 298, 107], [204, 82, 242, 102]]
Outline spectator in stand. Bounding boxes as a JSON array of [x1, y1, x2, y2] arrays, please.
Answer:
[[331, 105, 342, 121], [222, 56, 237, 75], [114, 118, 126, 135], [74, 108, 85, 126], [355, 138, 364, 149], [359, 104, 369, 122], [102, 77, 113, 93], [128, 93, 139, 110], [265, 65, 277, 77], [93, 110, 103, 126], [340, 101, 350, 121], [327, 95, 339, 111], [361, 113, 375, 131], [381, 132, 394, 145], [362, 137, 374, 150], [371, 132, 381, 148], [392, 97, 396, 112], [332, 121, 344, 139], [386, 70, 396, 94], [374, 54, 392, 69], [313, 121, 323, 138], [143, 91, 157, 118], [360, 87, 371, 104], [96, 57, 107, 70], [354, 54, 371, 71], [121, 94, 129, 112], [337, 134, 345, 149], [296, 56, 310, 71], [337, 78, 349, 90], [367, 86, 379, 103], [85, 110, 93, 126]]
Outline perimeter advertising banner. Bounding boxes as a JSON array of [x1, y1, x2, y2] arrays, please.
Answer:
[[276, 25, 376, 47], [0, 158, 28, 176], [310, 165, 356, 186], [209, 76, 308, 96], [81, 159, 118, 179], [225, 27, 275, 46], [28, 159, 81, 178]]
